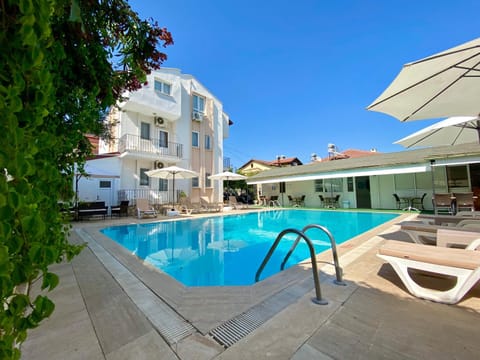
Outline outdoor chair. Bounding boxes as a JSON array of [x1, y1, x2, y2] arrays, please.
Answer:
[[377, 238, 480, 304], [288, 195, 295, 206], [136, 198, 157, 219], [299, 195, 306, 207], [111, 200, 129, 217], [411, 193, 427, 210], [453, 192, 476, 212], [268, 195, 280, 207], [393, 193, 409, 209], [318, 195, 324, 207], [333, 194, 340, 208], [432, 193, 454, 214]]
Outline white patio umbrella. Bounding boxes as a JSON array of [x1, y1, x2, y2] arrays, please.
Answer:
[[208, 171, 247, 189], [146, 166, 198, 204], [367, 38, 480, 121], [208, 171, 247, 181], [395, 116, 480, 148]]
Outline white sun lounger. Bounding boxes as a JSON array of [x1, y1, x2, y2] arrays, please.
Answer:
[[136, 198, 157, 219], [378, 239, 480, 304], [399, 221, 480, 245]]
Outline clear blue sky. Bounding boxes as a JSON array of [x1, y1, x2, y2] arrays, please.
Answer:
[[130, 0, 480, 168]]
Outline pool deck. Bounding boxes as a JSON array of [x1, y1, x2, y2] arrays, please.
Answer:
[[21, 209, 480, 359]]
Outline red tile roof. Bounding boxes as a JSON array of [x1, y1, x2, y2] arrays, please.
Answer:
[[321, 149, 380, 161]]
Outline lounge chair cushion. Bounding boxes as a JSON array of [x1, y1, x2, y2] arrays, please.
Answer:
[[399, 221, 480, 245], [379, 240, 480, 270]]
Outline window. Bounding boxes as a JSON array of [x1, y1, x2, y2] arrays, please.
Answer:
[[158, 130, 168, 148], [205, 172, 211, 188], [140, 122, 150, 140], [140, 168, 149, 186], [158, 178, 168, 191], [193, 94, 205, 113], [447, 165, 469, 187], [99, 180, 111, 188], [192, 177, 199, 187], [314, 179, 324, 192], [324, 178, 343, 193], [205, 134, 211, 150], [192, 131, 199, 147], [154, 79, 171, 95], [347, 177, 354, 192]]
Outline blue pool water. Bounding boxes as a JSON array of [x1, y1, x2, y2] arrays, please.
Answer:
[[101, 210, 398, 286]]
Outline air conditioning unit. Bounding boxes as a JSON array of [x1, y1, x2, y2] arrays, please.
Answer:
[[192, 111, 202, 121], [154, 116, 166, 127], [154, 161, 165, 169]]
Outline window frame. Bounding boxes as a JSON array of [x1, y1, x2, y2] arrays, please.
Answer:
[[158, 178, 168, 191], [204, 134, 211, 150], [140, 168, 149, 186], [205, 172, 211, 188], [314, 179, 324, 192], [192, 177, 199, 188], [193, 94, 205, 113], [192, 131, 199, 148], [140, 122, 150, 140], [154, 79, 172, 95], [158, 130, 168, 148], [99, 180, 111, 188]]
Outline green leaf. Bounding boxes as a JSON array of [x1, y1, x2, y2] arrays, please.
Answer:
[[41, 272, 59, 291], [0, 245, 8, 265], [33, 295, 55, 318], [8, 294, 30, 316]]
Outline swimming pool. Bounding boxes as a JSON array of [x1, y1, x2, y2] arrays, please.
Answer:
[[101, 210, 399, 286]]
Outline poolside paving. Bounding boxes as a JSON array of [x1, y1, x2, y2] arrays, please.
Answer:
[[21, 210, 480, 359]]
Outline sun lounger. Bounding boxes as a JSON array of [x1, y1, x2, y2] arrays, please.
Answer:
[[399, 220, 480, 245], [178, 197, 195, 215], [378, 240, 480, 304], [229, 196, 246, 209], [418, 212, 480, 226], [436, 229, 480, 249], [136, 198, 157, 219], [200, 196, 222, 212]]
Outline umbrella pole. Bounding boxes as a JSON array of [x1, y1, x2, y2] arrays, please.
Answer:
[[430, 160, 437, 214], [172, 173, 175, 207]]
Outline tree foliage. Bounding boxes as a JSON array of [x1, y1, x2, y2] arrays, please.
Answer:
[[0, 0, 172, 358]]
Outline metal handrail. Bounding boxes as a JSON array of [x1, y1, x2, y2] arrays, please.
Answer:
[[281, 224, 345, 286], [255, 228, 328, 305]]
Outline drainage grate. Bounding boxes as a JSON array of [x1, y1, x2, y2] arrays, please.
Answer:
[[209, 279, 313, 347], [150, 306, 196, 344]]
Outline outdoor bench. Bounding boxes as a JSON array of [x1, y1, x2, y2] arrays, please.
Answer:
[[78, 201, 108, 220]]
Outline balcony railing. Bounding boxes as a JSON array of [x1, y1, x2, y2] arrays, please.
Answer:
[[118, 134, 183, 160], [118, 189, 181, 205]]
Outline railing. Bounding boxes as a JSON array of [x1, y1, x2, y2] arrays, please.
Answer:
[[118, 189, 180, 205], [255, 224, 346, 305], [118, 133, 183, 160], [281, 224, 345, 286]]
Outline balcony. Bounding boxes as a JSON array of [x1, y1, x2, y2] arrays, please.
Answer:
[[118, 189, 171, 205], [118, 134, 183, 161]]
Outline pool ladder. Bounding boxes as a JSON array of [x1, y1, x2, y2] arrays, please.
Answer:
[[255, 224, 346, 305]]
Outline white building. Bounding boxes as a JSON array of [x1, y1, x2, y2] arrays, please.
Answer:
[[77, 68, 231, 208]]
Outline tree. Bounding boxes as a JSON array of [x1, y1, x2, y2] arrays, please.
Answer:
[[0, 0, 172, 358]]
